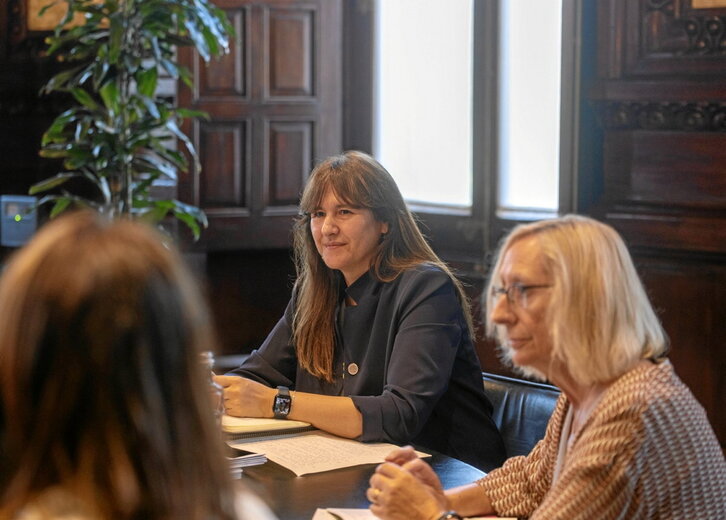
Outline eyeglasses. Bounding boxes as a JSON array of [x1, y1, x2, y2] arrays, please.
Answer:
[[490, 283, 551, 308]]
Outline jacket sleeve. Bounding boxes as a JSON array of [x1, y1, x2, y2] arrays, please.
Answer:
[[350, 268, 470, 443], [227, 297, 298, 388], [481, 393, 643, 520], [477, 396, 564, 517]]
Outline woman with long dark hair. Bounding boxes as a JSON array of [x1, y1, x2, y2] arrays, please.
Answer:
[[217, 151, 505, 471]]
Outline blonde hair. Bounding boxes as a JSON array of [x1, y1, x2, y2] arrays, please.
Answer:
[[485, 215, 667, 386], [292, 151, 473, 381], [0, 212, 237, 519]]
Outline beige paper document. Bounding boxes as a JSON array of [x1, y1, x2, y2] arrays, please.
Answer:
[[229, 430, 429, 476]]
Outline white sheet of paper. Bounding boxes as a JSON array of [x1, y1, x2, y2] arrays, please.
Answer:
[[229, 430, 428, 476], [311, 509, 514, 520]]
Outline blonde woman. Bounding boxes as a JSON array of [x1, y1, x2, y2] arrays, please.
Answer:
[[368, 215, 726, 520]]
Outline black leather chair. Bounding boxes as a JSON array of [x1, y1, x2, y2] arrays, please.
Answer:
[[482, 372, 560, 458]]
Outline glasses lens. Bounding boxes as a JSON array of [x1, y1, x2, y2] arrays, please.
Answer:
[[510, 285, 525, 307]]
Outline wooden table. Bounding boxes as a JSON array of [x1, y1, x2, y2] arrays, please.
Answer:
[[239, 451, 486, 520]]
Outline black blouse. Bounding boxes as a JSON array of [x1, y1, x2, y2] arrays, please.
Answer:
[[231, 263, 506, 471]]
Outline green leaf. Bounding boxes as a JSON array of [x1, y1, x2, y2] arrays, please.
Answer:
[[92, 56, 110, 90], [139, 96, 161, 119], [152, 147, 187, 170], [50, 197, 72, 218], [176, 107, 209, 120], [70, 87, 100, 110], [38, 1, 60, 18], [159, 58, 178, 78], [29, 172, 80, 194], [39, 148, 71, 159], [108, 16, 124, 64], [41, 66, 83, 94], [42, 109, 80, 145], [136, 66, 158, 98], [99, 80, 120, 114]]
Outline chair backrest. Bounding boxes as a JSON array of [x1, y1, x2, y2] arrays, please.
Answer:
[[483, 372, 560, 458]]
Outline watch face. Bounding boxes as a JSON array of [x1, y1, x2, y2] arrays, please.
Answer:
[[273, 395, 291, 416]]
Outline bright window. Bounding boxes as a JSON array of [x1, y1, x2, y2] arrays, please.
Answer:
[[373, 0, 474, 209], [373, 1, 568, 221], [498, 0, 562, 216]]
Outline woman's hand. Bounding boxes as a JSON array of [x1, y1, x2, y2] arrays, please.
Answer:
[[384, 446, 444, 493], [367, 459, 448, 520], [214, 375, 276, 418]]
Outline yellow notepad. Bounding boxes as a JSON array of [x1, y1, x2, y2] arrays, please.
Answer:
[[222, 415, 314, 440]]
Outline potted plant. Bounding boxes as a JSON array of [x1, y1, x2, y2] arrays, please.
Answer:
[[30, 0, 232, 239]]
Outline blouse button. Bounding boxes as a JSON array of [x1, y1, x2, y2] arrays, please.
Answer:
[[347, 363, 359, 376]]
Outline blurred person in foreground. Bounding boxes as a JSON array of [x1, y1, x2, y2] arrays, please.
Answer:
[[0, 212, 277, 520], [367, 215, 726, 520], [216, 151, 505, 471]]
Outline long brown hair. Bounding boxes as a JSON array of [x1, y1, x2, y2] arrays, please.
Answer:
[[292, 151, 473, 382], [0, 212, 237, 519]]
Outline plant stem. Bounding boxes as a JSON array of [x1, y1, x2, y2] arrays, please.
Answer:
[[117, 0, 134, 217]]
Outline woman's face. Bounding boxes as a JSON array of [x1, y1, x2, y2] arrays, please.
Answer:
[[310, 188, 389, 286], [490, 235, 554, 377]]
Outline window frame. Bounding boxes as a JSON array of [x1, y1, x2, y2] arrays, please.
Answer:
[[343, 0, 583, 272]]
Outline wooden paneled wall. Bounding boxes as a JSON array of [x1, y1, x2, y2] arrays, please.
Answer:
[[589, 0, 726, 445], [177, 0, 342, 251]]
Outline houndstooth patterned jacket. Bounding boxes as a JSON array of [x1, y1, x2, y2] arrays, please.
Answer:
[[478, 359, 726, 519]]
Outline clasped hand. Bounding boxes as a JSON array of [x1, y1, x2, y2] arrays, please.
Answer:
[[367, 446, 448, 520], [213, 375, 276, 418]]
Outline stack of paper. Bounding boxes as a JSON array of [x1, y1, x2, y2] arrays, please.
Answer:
[[222, 414, 314, 441], [226, 444, 267, 479]]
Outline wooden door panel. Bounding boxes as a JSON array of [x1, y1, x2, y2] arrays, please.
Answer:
[[178, 0, 342, 250], [268, 7, 314, 97], [198, 121, 249, 209], [603, 131, 726, 208], [265, 120, 313, 210], [197, 8, 247, 99]]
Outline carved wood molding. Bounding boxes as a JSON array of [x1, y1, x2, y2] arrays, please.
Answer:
[[601, 0, 726, 77], [598, 100, 726, 131], [7, 0, 26, 47], [645, 0, 726, 55]]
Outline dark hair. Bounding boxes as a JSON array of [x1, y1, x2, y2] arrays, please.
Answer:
[[292, 151, 473, 381], [0, 212, 237, 519]]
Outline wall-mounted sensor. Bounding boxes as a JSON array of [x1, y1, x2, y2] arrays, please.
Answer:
[[1, 195, 37, 247]]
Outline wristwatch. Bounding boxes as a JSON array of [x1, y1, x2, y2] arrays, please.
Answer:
[[272, 386, 292, 419], [436, 512, 463, 520]]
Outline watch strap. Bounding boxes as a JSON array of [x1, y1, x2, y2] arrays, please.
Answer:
[[436, 512, 463, 520]]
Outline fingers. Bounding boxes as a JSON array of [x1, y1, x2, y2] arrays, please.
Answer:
[[367, 464, 444, 520], [384, 445, 418, 465], [366, 486, 383, 505], [213, 374, 240, 387], [374, 461, 406, 480], [212, 376, 274, 418], [402, 459, 443, 492]]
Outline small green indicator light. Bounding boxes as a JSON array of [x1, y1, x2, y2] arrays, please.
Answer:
[[14, 214, 22, 223]]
